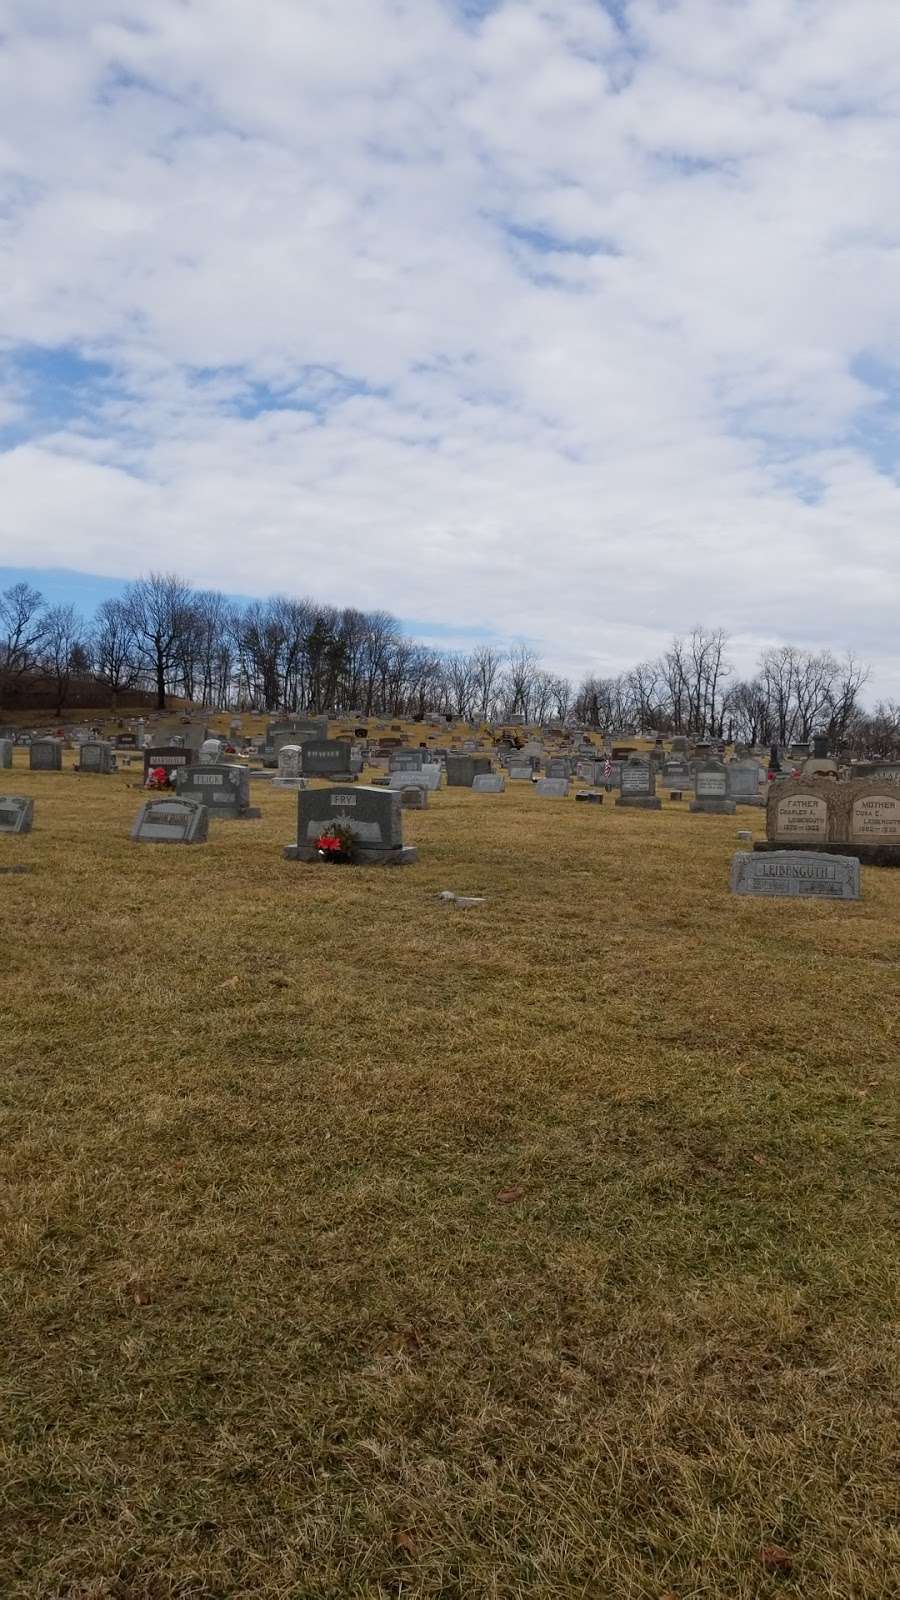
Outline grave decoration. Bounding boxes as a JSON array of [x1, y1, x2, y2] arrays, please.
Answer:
[[284, 785, 417, 865], [0, 795, 34, 834], [143, 745, 194, 783]]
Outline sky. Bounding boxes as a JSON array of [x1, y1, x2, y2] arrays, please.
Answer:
[[2, 0, 900, 694]]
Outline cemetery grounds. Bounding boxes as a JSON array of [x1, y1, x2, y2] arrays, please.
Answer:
[[2, 727, 898, 1599]]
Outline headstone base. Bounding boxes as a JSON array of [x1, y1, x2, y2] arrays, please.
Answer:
[[753, 840, 900, 868], [575, 791, 604, 803], [272, 778, 309, 789], [689, 800, 736, 814], [615, 796, 662, 810], [283, 843, 418, 866], [734, 796, 766, 808]]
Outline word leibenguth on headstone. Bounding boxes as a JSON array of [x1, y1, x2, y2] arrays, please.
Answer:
[[731, 851, 860, 900]]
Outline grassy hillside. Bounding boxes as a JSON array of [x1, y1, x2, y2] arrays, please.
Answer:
[[2, 752, 897, 1598]]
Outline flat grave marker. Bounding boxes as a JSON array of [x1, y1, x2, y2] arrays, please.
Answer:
[[731, 851, 859, 900], [0, 795, 34, 834]]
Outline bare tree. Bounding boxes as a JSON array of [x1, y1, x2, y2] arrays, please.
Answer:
[[123, 573, 193, 710], [91, 597, 139, 706], [0, 582, 47, 688], [41, 603, 84, 715]]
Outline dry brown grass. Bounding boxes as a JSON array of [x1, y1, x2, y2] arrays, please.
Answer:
[[2, 749, 898, 1598]]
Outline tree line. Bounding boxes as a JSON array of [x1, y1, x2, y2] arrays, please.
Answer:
[[1, 573, 895, 753]]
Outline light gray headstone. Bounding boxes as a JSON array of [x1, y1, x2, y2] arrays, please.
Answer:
[[0, 795, 34, 833], [730, 851, 859, 900], [78, 740, 115, 774], [131, 797, 209, 844], [535, 777, 569, 798], [472, 774, 506, 793], [388, 764, 441, 792]]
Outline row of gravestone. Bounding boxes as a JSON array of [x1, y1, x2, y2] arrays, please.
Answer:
[[758, 778, 900, 863]]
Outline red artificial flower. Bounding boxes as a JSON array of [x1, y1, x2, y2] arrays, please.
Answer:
[[316, 834, 343, 852]]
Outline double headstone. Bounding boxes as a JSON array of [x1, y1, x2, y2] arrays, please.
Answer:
[[131, 797, 209, 844], [731, 851, 859, 900], [757, 777, 900, 865], [284, 785, 417, 865]]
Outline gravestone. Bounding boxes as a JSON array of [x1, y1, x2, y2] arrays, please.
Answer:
[[446, 755, 492, 787], [0, 796, 34, 834], [535, 777, 569, 797], [508, 765, 533, 782], [765, 780, 835, 845], [284, 785, 416, 865], [575, 791, 603, 804], [472, 774, 506, 793], [29, 739, 63, 772], [143, 745, 195, 782], [299, 741, 356, 780], [670, 736, 689, 755], [272, 745, 308, 789], [131, 797, 209, 845], [77, 740, 115, 774], [398, 784, 428, 809], [789, 742, 809, 763], [847, 782, 900, 862], [388, 764, 441, 792], [175, 763, 260, 818], [726, 759, 765, 807], [731, 851, 859, 900], [615, 758, 661, 810], [114, 733, 137, 749], [547, 757, 573, 779], [690, 759, 736, 815], [199, 737, 226, 764], [0, 740, 13, 769], [389, 750, 425, 772]]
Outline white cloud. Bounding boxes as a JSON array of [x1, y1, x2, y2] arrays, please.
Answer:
[[2, 0, 900, 690]]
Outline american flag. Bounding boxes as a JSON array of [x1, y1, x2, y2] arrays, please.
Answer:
[[603, 759, 612, 779]]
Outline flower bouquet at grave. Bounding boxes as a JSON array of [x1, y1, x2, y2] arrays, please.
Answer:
[[314, 822, 357, 863], [146, 766, 174, 790]]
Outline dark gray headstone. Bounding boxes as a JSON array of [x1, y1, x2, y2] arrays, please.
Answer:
[[615, 758, 661, 809], [0, 740, 13, 769], [284, 784, 416, 864], [0, 795, 34, 833], [143, 745, 195, 781], [131, 797, 209, 844], [299, 741, 356, 779], [445, 755, 492, 787]]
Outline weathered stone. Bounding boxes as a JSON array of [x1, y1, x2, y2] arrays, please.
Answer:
[[0, 740, 14, 769], [77, 740, 115, 774], [575, 791, 603, 804], [535, 777, 569, 797], [446, 755, 493, 787], [731, 850, 859, 900], [472, 774, 506, 793], [131, 797, 209, 844], [0, 795, 34, 833], [29, 739, 63, 772]]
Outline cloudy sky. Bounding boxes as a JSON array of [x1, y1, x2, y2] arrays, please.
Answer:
[[2, 0, 900, 692]]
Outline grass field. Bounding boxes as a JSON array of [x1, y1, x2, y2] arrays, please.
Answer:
[[2, 753, 898, 1598]]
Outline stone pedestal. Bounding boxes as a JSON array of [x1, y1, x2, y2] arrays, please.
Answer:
[[615, 795, 662, 810], [690, 799, 736, 815]]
